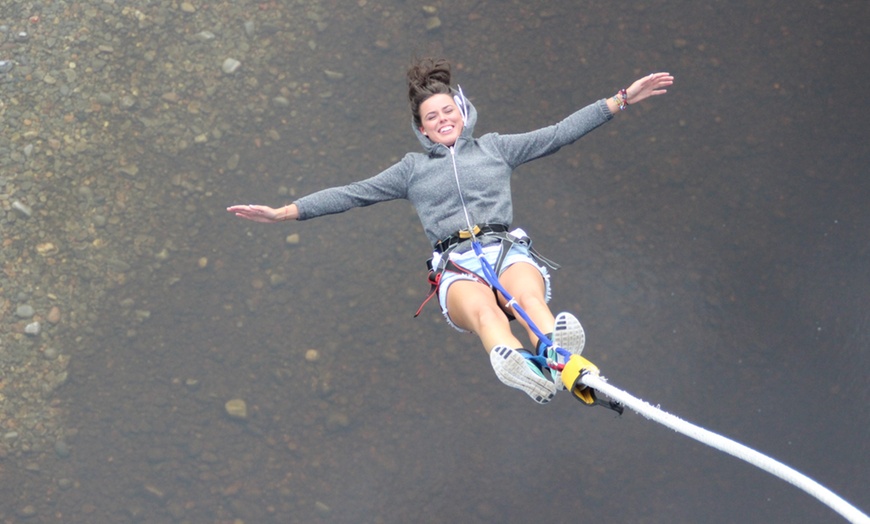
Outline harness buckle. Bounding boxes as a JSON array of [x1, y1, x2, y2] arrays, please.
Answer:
[[458, 225, 481, 239]]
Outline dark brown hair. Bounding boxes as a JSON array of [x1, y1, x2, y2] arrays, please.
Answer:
[[407, 57, 453, 128]]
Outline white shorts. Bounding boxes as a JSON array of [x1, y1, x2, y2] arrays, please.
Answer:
[[436, 237, 551, 333]]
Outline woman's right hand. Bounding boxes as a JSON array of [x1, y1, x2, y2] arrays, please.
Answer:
[[226, 204, 296, 223]]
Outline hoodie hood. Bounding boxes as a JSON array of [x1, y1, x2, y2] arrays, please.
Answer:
[[412, 91, 478, 156]]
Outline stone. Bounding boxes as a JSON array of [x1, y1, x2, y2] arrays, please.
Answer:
[[12, 200, 32, 218], [225, 399, 247, 419], [24, 322, 41, 336], [222, 58, 241, 74], [47, 306, 61, 324], [16, 305, 35, 318]]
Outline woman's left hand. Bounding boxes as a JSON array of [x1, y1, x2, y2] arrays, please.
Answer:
[[625, 72, 674, 105], [227, 204, 282, 223]]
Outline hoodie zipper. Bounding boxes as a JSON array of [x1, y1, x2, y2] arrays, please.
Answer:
[[448, 145, 475, 233]]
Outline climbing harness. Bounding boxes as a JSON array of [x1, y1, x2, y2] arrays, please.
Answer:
[[420, 85, 869, 522], [415, 224, 559, 317]]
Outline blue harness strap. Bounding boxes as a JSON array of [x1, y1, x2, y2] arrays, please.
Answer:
[[470, 239, 572, 362]]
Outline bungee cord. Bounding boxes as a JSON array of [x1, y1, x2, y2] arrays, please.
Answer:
[[577, 369, 870, 524]]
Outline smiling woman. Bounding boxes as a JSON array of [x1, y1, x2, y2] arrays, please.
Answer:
[[227, 56, 673, 404], [418, 93, 463, 146], [408, 58, 465, 146]]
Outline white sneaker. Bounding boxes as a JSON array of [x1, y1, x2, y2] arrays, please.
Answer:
[[550, 312, 586, 389], [490, 345, 557, 404]]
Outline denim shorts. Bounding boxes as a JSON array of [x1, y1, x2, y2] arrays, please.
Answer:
[[437, 239, 551, 333]]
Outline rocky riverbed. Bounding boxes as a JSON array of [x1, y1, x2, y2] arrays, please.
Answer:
[[0, 0, 459, 520]]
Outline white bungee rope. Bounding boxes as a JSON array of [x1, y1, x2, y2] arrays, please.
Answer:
[[579, 371, 870, 524]]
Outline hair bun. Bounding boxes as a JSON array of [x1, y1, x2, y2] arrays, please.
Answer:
[[407, 57, 454, 127], [407, 57, 452, 93]]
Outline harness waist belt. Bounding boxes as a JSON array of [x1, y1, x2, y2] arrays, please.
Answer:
[[434, 224, 508, 254]]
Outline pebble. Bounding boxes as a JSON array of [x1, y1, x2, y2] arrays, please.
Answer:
[[57, 478, 74, 490], [12, 200, 32, 218], [54, 438, 71, 458], [222, 58, 241, 74], [95, 92, 113, 105], [47, 306, 61, 324], [226, 152, 240, 170], [0, 60, 13, 74], [119, 95, 137, 109], [180, 2, 196, 13], [24, 322, 41, 336], [315, 501, 331, 515], [324, 70, 344, 81], [16, 304, 35, 318], [193, 30, 216, 42], [224, 399, 247, 419], [16, 505, 37, 518], [305, 349, 320, 362], [244, 19, 257, 38]]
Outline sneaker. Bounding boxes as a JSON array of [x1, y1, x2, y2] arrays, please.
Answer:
[[489, 345, 557, 404], [549, 312, 586, 389]]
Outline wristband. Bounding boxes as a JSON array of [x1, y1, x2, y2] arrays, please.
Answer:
[[614, 88, 628, 111]]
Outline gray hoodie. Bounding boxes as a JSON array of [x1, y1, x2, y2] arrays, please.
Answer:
[[294, 97, 613, 247]]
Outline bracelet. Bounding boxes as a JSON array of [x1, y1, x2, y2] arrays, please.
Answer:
[[614, 88, 628, 111]]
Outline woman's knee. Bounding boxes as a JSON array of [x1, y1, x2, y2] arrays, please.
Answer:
[[513, 290, 548, 312], [501, 269, 547, 309], [446, 282, 505, 330]]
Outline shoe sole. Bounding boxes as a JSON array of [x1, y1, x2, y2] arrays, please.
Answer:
[[551, 312, 586, 389], [490, 346, 557, 404]]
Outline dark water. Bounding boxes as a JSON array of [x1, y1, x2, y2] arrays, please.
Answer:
[[19, 1, 870, 522]]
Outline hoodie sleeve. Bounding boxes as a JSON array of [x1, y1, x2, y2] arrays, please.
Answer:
[[293, 156, 412, 220], [490, 99, 613, 168]]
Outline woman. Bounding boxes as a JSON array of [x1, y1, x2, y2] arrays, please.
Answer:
[[228, 58, 673, 404]]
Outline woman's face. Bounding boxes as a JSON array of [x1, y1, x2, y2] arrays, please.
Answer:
[[418, 93, 464, 146]]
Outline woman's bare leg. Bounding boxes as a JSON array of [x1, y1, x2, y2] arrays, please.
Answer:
[[497, 262, 555, 350], [445, 279, 521, 352], [446, 277, 557, 404]]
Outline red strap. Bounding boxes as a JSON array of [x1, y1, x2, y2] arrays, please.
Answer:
[[414, 272, 441, 317]]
